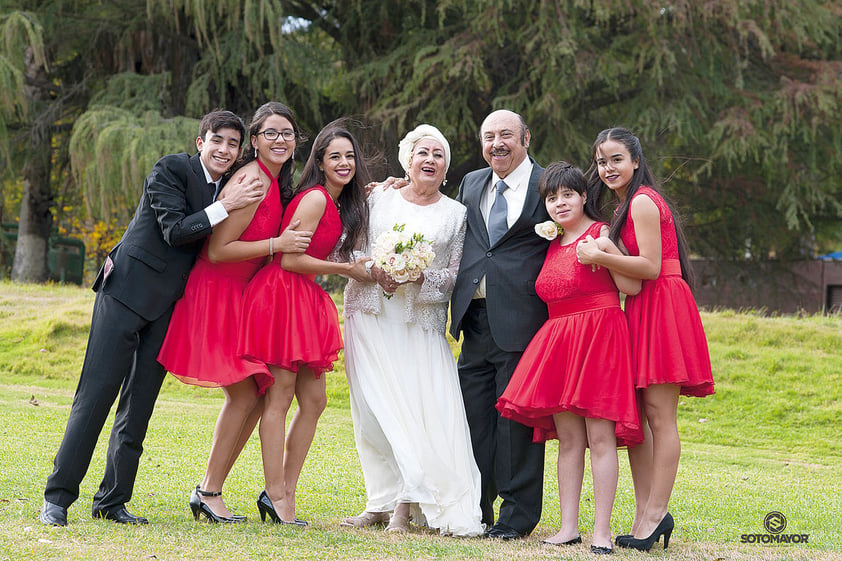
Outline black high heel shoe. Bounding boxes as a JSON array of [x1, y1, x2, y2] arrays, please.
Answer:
[[541, 535, 582, 546], [189, 486, 246, 523], [256, 490, 307, 526], [617, 512, 673, 551]]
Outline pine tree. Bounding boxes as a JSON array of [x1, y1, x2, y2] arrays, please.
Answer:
[[287, 0, 842, 259]]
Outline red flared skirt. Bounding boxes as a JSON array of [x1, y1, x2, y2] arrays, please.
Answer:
[[497, 294, 643, 447], [239, 262, 342, 377]]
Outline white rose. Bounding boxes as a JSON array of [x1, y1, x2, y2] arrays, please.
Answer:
[[372, 247, 387, 266], [392, 268, 411, 283], [414, 243, 434, 267], [385, 254, 404, 272], [535, 220, 560, 241], [378, 231, 399, 250]]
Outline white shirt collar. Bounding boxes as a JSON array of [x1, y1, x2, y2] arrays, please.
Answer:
[[491, 155, 532, 191], [199, 158, 218, 187]]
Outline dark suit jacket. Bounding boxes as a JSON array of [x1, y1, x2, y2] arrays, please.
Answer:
[[450, 159, 550, 352], [92, 153, 216, 321]]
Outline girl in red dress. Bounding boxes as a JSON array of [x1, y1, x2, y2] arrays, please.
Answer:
[[577, 127, 715, 551], [239, 123, 372, 525], [496, 162, 642, 554], [158, 102, 312, 522]]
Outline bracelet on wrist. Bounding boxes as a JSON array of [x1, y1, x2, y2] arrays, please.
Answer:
[[269, 237, 274, 257]]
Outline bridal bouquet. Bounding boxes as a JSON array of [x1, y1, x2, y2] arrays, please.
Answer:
[[372, 223, 435, 285]]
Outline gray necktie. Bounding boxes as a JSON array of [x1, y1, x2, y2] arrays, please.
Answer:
[[210, 181, 221, 201], [487, 179, 509, 246]]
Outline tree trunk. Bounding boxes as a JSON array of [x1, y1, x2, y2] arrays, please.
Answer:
[[12, 153, 53, 282], [11, 46, 53, 283]]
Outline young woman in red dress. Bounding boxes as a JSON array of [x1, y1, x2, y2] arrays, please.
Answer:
[[577, 127, 715, 551], [239, 123, 372, 525], [496, 162, 642, 554], [158, 102, 312, 522]]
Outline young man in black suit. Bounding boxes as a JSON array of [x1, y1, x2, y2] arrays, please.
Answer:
[[39, 110, 295, 526], [450, 109, 551, 540]]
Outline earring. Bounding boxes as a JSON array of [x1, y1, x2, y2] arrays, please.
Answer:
[[292, 149, 295, 159], [254, 147, 257, 158], [442, 179, 448, 187]]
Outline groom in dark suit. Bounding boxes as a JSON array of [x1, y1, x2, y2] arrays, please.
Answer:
[[451, 109, 551, 540], [39, 111, 266, 526]]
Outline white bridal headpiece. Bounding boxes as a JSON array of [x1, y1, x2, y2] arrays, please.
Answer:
[[398, 124, 451, 174]]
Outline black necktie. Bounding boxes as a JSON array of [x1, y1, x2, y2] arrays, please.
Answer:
[[487, 179, 509, 245]]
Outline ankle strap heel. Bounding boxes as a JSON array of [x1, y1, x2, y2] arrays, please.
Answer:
[[189, 486, 245, 523]]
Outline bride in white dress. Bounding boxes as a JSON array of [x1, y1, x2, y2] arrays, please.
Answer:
[[342, 125, 483, 537]]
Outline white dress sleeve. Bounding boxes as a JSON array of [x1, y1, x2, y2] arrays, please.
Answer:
[[417, 212, 467, 304]]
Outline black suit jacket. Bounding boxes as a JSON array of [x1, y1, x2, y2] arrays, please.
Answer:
[[92, 153, 216, 321], [450, 159, 550, 352]]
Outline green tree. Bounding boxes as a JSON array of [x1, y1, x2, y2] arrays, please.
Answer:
[[1, 0, 341, 281], [311, 0, 842, 259], [3, 1, 842, 284], [0, 3, 165, 281], [1, 9, 50, 281], [69, 0, 345, 224]]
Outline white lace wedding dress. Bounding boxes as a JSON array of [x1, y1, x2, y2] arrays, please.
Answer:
[[343, 187, 483, 537]]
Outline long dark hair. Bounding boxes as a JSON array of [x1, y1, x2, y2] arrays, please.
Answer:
[[539, 161, 601, 222], [585, 127, 695, 289], [295, 121, 370, 260], [241, 101, 304, 204]]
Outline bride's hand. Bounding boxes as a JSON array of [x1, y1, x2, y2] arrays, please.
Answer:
[[372, 267, 399, 293]]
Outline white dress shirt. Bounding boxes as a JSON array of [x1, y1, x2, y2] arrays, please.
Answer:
[[481, 157, 533, 230], [474, 156, 534, 299], [200, 160, 229, 227]]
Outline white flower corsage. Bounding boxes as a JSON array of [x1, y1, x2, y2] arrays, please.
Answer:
[[534, 220, 564, 241]]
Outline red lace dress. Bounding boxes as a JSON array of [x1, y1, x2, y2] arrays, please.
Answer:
[[158, 161, 281, 394], [238, 185, 343, 376], [496, 221, 642, 447], [621, 186, 714, 396]]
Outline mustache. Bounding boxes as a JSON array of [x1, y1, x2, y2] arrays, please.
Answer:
[[489, 149, 510, 156]]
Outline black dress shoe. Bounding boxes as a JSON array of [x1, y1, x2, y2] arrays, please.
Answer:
[[482, 525, 523, 541], [40, 501, 67, 526], [92, 505, 149, 525], [591, 544, 613, 554]]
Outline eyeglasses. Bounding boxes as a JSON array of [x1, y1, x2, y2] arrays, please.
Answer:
[[256, 129, 296, 142]]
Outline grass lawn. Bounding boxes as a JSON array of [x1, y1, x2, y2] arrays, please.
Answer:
[[1, 281, 841, 560]]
